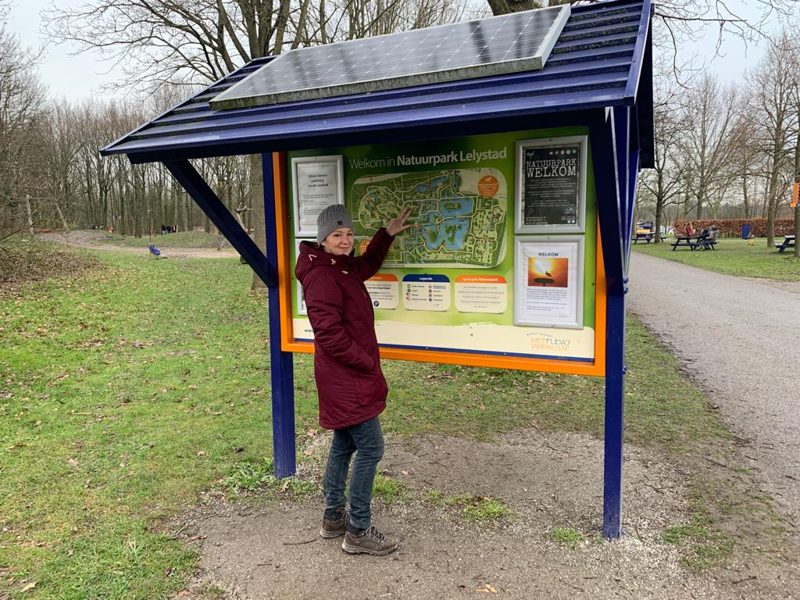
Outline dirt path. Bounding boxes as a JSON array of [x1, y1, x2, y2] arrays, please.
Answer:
[[172, 427, 799, 600], [38, 231, 240, 259]]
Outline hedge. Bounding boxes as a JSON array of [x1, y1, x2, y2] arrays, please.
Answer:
[[673, 218, 796, 238]]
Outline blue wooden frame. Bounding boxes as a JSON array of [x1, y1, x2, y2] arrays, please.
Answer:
[[100, 0, 654, 539], [262, 155, 297, 477]]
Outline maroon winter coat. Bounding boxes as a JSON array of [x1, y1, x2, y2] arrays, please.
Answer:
[[295, 228, 394, 430]]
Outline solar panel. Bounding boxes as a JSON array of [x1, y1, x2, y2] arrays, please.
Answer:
[[210, 5, 571, 110]]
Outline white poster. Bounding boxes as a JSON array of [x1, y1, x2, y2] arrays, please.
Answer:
[[291, 156, 344, 237], [514, 237, 584, 329]]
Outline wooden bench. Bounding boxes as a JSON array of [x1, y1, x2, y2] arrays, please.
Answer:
[[775, 235, 795, 253]]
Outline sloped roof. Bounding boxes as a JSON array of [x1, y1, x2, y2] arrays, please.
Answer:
[[101, 0, 653, 165]]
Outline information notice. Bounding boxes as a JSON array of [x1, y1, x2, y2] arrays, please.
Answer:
[[365, 274, 399, 309], [518, 141, 583, 231], [454, 275, 507, 313], [514, 238, 582, 328], [292, 157, 342, 236]]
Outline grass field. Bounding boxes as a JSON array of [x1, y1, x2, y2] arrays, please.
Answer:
[[633, 237, 800, 281], [0, 238, 789, 598]]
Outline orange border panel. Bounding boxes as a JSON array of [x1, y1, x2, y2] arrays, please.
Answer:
[[276, 151, 606, 376]]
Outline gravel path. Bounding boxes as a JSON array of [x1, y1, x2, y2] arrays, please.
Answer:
[[39, 231, 239, 259], [627, 252, 800, 534]]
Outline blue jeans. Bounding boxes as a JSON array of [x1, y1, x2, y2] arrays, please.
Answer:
[[323, 416, 384, 531]]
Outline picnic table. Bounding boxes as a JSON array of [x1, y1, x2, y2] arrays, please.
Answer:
[[633, 231, 654, 244], [775, 235, 796, 253], [671, 234, 718, 251], [671, 235, 700, 251]]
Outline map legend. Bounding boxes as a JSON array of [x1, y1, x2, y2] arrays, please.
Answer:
[[402, 274, 451, 311]]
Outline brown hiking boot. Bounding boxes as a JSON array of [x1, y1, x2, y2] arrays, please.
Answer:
[[319, 510, 348, 539], [341, 526, 398, 556]]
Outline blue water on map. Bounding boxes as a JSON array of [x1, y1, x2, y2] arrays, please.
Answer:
[[419, 196, 472, 251], [414, 176, 450, 194]]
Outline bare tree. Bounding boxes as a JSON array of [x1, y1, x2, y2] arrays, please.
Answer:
[[44, 0, 471, 287], [636, 82, 686, 241], [725, 103, 764, 220], [0, 19, 47, 238], [746, 32, 798, 247], [42, 102, 85, 231], [46, 1, 295, 95], [489, 0, 799, 85], [488, 0, 797, 42], [777, 26, 800, 257], [678, 75, 738, 220]]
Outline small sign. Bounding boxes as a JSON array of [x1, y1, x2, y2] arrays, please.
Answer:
[[515, 136, 587, 234], [365, 274, 400, 309], [291, 156, 344, 237], [792, 182, 799, 208], [514, 236, 584, 329]]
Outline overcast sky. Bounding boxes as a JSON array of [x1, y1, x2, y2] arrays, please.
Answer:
[[3, 0, 797, 104]]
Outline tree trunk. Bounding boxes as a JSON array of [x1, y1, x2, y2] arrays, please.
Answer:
[[487, 0, 543, 15], [765, 145, 783, 249], [25, 194, 35, 235], [794, 105, 799, 257], [741, 163, 750, 219], [53, 199, 70, 231]]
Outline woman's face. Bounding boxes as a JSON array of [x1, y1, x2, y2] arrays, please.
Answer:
[[322, 227, 355, 256]]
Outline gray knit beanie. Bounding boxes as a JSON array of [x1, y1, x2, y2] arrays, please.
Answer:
[[316, 204, 354, 244]]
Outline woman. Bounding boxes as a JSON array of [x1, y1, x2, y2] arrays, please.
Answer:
[[294, 203, 412, 556]]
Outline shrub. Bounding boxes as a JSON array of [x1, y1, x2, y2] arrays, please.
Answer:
[[673, 218, 795, 238]]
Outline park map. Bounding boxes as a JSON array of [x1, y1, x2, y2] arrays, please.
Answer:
[[352, 169, 507, 268]]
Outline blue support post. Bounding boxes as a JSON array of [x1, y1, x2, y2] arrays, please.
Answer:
[[590, 109, 628, 538], [603, 290, 626, 539], [602, 123, 639, 538], [262, 154, 296, 478]]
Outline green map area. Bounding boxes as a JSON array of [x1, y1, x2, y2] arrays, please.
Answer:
[[352, 169, 507, 268]]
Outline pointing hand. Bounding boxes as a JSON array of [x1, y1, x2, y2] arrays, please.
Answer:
[[386, 206, 415, 237]]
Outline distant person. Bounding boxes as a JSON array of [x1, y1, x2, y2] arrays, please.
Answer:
[[685, 221, 695, 236], [294, 204, 412, 556]]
